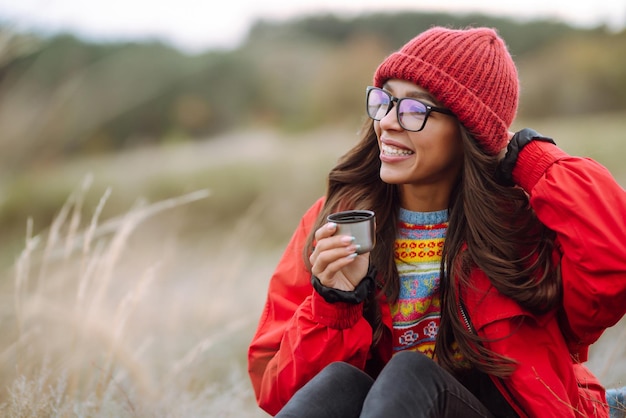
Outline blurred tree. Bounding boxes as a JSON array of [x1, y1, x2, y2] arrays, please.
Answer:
[[0, 12, 624, 174], [518, 30, 626, 117], [0, 34, 204, 170]]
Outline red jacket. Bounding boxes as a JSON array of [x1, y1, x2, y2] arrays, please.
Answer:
[[248, 141, 626, 417]]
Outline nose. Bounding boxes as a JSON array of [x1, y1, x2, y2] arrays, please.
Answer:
[[379, 100, 402, 131]]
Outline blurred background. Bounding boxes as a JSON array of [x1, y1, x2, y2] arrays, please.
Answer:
[[0, 1, 625, 416]]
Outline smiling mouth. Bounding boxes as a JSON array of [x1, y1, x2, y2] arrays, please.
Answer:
[[381, 143, 414, 156]]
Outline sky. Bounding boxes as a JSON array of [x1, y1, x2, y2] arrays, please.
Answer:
[[1, 0, 625, 53]]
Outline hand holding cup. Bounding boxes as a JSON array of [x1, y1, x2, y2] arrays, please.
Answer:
[[309, 210, 375, 291]]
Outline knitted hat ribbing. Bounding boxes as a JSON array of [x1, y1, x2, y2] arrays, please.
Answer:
[[373, 27, 518, 155]]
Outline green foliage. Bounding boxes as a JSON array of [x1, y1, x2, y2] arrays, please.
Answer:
[[247, 11, 582, 55], [0, 12, 625, 258], [518, 30, 626, 117], [0, 13, 625, 174]]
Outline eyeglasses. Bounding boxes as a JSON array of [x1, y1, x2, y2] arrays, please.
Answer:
[[366, 86, 455, 132]]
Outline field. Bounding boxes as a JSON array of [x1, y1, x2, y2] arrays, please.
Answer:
[[0, 113, 625, 417]]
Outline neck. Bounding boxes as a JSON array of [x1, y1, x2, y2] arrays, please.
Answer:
[[398, 183, 451, 212]]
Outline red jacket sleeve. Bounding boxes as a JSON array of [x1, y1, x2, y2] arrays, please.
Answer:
[[480, 315, 606, 418], [247, 197, 374, 416], [464, 268, 608, 417], [513, 141, 626, 356]]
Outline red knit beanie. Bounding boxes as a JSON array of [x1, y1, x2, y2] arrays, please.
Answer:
[[373, 26, 518, 155]]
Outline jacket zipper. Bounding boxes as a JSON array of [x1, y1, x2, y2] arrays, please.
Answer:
[[458, 299, 527, 418], [459, 299, 474, 334]]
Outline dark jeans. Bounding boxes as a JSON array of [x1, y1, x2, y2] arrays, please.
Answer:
[[276, 351, 496, 418]]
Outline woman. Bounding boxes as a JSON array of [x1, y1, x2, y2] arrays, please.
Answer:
[[247, 26, 626, 417]]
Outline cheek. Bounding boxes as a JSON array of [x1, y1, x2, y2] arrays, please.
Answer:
[[413, 123, 463, 165], [374, 121, 382, 138], [437, 122, 463, 154], [443, 131, 464, 169], [374, 122, 383, 149]]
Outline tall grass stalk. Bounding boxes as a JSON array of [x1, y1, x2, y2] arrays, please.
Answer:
[[0, 178, 278, 417]]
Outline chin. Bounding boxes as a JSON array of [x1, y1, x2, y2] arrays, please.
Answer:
[[379, 171, 404, 185]]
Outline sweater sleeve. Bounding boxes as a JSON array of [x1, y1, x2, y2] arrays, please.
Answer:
[[513, 140, 626, 357], [247, 197, 374, 416]]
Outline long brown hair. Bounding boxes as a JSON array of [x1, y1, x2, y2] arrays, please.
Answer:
[[303, 119, 560, 377], [303, 120, 399, 345], [436, 127, 560, 377]]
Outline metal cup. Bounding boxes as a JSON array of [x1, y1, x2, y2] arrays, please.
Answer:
[[327, 210, 376, 254]]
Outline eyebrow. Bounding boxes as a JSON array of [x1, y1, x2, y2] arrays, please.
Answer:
[[405, 91, 437, 102], [382, 83, 438, 103]]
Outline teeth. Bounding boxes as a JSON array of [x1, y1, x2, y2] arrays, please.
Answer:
[[382, 143, 414, 156]]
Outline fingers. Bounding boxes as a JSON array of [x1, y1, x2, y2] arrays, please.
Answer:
[[497, 145, 508, 162], [310, 222, 358, 278], [314, 221, 338, 242], [497, 132, 514, 163], [313, 239, 357, 269]]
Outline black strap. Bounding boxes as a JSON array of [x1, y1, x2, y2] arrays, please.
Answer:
[[496, 128, 556, 186], [311, 265, 377, 304]]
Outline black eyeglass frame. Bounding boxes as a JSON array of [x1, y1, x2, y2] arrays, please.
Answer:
[[365, 86, 455, 132]]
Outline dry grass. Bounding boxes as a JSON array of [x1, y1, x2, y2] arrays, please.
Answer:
[[0, 176, 272, 417], [0, 119, 624, 417], [0, 126, 348, 418]]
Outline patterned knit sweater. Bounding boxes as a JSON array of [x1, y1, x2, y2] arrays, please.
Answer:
[[390, 207, 448, 357]]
